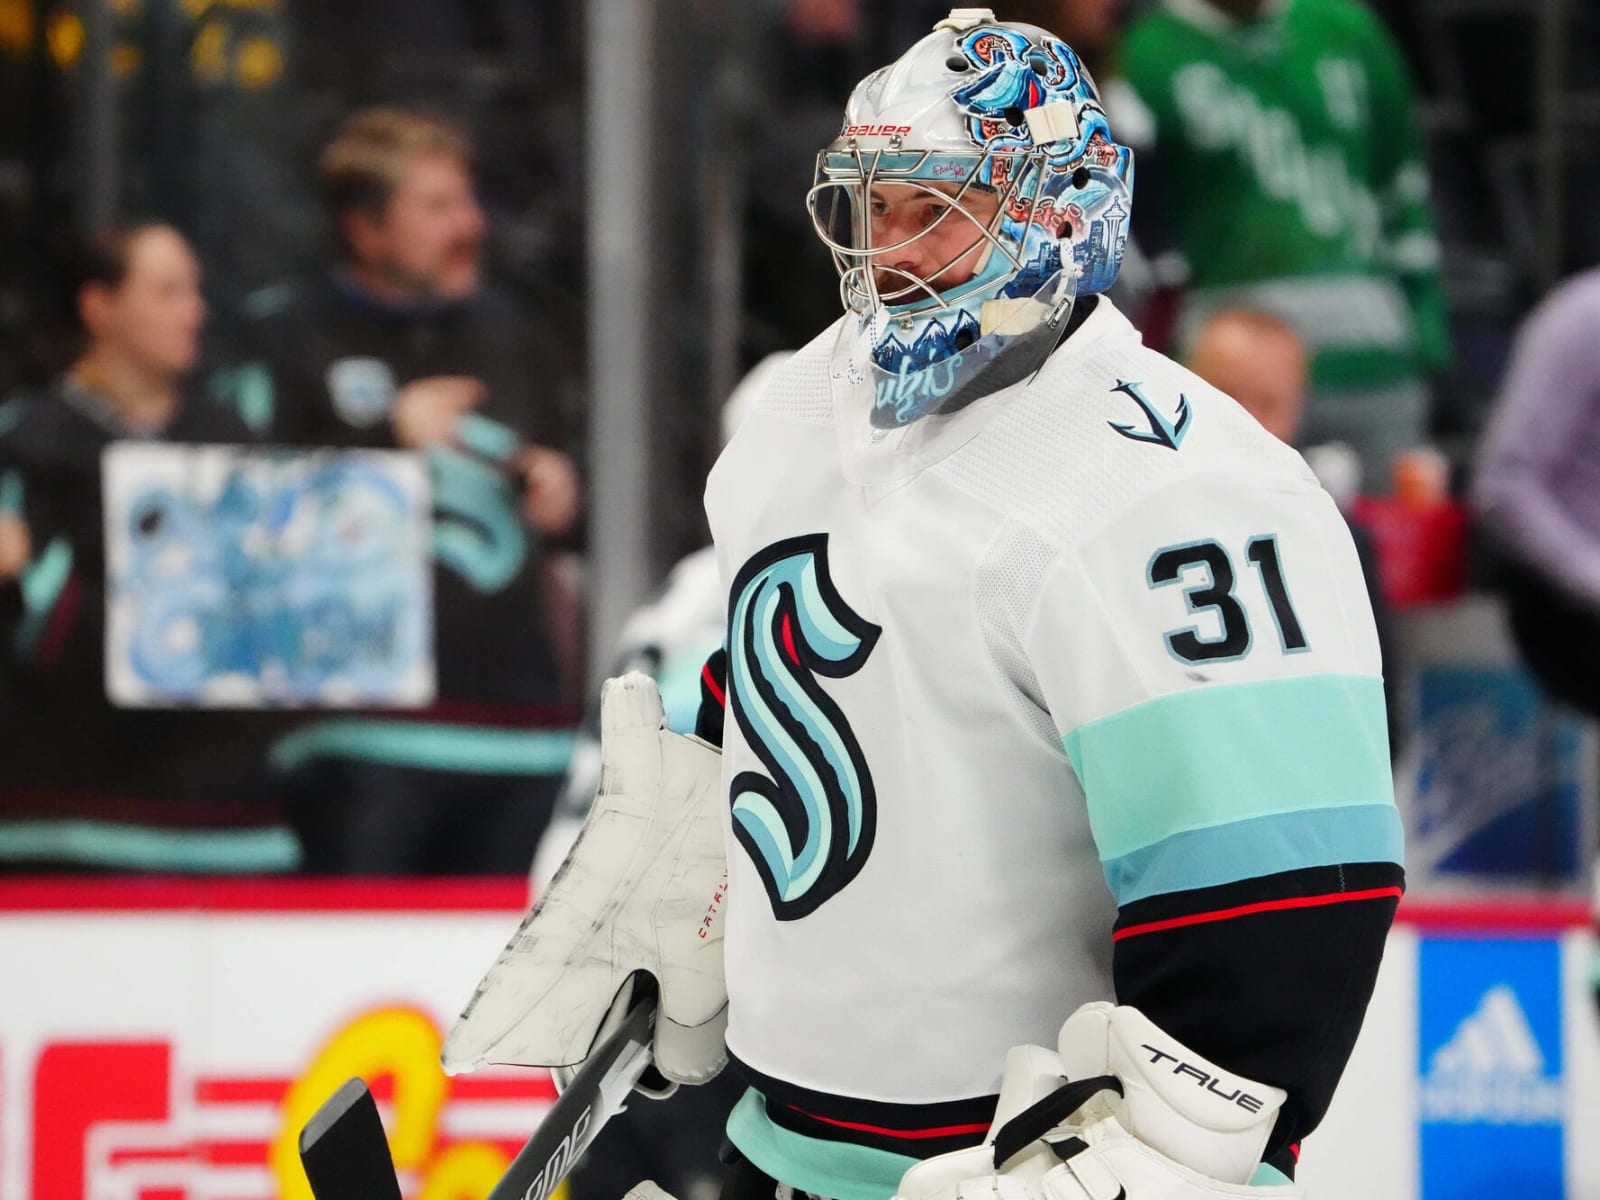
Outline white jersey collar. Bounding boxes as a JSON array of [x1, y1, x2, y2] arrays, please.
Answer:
[[829, 297, 1140, 499], [1042, 295, 1140, 370]]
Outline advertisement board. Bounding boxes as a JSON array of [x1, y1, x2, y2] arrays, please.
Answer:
[[3, 882, 1598, 1199], [1302, 902, 1600, 1199], [0, 881, 542, 1200], [1397, 598, 1598, 889]]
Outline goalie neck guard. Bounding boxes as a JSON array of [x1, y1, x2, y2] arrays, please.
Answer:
[[810, 8, 1133, 452]]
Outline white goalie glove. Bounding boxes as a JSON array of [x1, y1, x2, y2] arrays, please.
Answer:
[[442, 673, 728, 1096], [896, 1003, 1305, 1200]]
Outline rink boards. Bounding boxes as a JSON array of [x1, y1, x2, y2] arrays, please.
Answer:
[[0, 881, 1596, 1200]]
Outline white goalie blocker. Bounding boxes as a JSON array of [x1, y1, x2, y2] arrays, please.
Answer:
[[442, 672, 729, 1093], [621, 1002, 1305, 1200], [896, 1003, 1304, 1200]]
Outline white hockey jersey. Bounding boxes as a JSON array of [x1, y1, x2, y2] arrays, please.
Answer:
[[703, 299, 1399, 1200]]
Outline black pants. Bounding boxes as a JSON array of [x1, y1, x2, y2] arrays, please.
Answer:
[[1504, 564, 1600, 719], [1502, 567, 1600, 1018], [718, 1149, 830, 1200], [284, 758, 560, 875], [566, 1072, 746, 1200]]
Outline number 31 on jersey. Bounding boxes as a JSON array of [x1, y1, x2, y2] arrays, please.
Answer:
[[1147, 535, 1308, 664]]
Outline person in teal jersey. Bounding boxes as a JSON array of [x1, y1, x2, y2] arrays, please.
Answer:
[[1120, 0, 1450, 493], [213, 108, 584, 874], [0, 224, 296, 873]]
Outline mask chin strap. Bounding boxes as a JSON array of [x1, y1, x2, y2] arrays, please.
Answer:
[[979, 296, 1046, 337], [1022, 264, 1087, 387]]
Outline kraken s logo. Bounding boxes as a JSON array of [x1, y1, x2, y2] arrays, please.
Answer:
[[727, 534, 881, 920]]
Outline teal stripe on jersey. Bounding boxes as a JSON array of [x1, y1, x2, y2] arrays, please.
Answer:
[[0, 468, 23, 512], [269, 720, 576, 776], [1102, 804, 1403, 905], [1063, 674, 1394, 865], [15, 536, 72, 656], [0, 820, 302, 873], [1252, 1163, 1296, 1186], [726, 1089, 918, 1200]]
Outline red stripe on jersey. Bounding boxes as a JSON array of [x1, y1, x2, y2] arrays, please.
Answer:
[[37, 574, 83, 668], [702, 663, 726, 708], [1113, 886, 1404, 942], [787, 1105, 991, 1141], [781, 613, 799, 664]]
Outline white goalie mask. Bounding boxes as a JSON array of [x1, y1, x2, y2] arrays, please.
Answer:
[[809, 9, 1134, 481]]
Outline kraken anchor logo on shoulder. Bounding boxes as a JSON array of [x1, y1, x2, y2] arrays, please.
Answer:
[[727, 534, 881, 920], [1108, 379, 1191, 450]]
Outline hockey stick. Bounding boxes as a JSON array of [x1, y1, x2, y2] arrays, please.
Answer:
[[299, 1079, 403, 1200], [297, 995, 657, 1200]]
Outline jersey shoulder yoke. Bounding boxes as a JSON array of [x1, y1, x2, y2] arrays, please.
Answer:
[[932, 301, 1315, 551]]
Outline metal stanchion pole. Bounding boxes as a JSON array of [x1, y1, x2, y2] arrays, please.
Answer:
[[584, 0, 657, 688], [79, 0, 119, 231]]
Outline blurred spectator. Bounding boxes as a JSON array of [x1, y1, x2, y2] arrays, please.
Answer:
[[1188, 307, 1402, 754], [213, 107, 583, 875], [1188, 306, 1308, 446], [1473, 269, 1600, 1018], [1473, 269, 1600, 721], [785, 0, 863, 44], [0, 223, 292, 872], [1120, 0, 1450, 493]]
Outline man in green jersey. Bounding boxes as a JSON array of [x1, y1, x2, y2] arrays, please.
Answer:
[[1121, 0, 1449, 493]]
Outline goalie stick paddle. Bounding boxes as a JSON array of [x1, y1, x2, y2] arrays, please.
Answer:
[[298, 1077, 404, 1200], [297, 996, 657, 1200]]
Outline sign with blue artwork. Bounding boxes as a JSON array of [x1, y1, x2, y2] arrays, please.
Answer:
[[103, 444, 434, 707], [1418, 937, 1565, 1198]]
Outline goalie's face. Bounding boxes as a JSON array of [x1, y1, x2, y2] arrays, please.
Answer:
[[864, 181, 1002, 303]]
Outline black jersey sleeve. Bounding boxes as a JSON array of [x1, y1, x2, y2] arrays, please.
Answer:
[[694, 646, 728, 748], [1112, 862, 1402, 1174]]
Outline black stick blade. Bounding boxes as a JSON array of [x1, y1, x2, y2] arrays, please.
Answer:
[[298, 1078, 404, 1200]]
